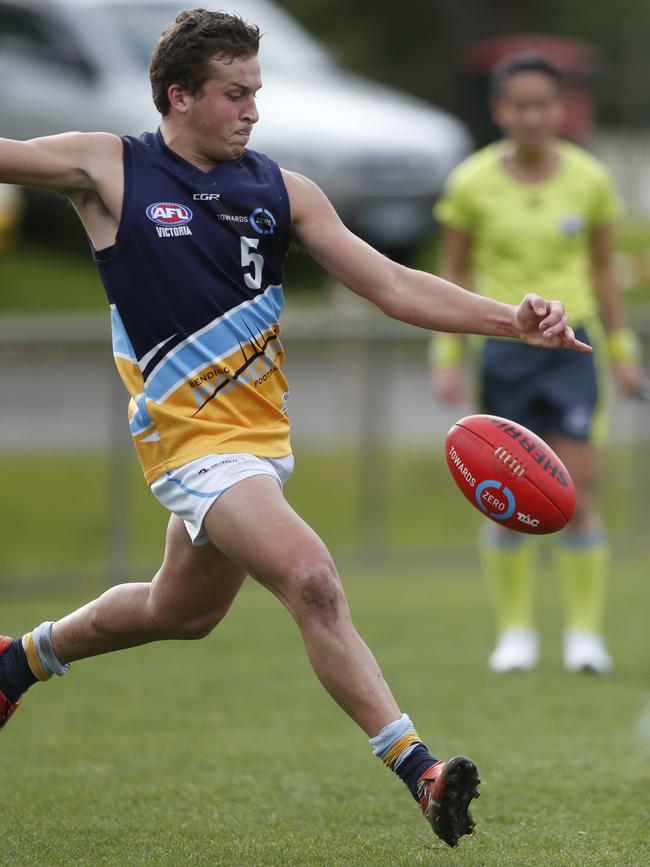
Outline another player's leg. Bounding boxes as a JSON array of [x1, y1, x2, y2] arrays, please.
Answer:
[[202, 475, 480, 846], [548, 435, 613, 673], [477, 340, 542, 672], [480, 524, 538, 672], [0, 515, 247, 728]]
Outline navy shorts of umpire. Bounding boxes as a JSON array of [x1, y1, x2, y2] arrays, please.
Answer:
[[479, 327, 599, 441]]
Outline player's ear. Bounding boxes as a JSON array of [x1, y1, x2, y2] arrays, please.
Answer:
[[167, 83, 191, 114]]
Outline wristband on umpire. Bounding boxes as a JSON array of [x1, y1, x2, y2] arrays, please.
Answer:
[[428, 333, 464, 370], [608, 328, 642, 364]]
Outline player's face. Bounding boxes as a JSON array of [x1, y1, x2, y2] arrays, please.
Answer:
[[186, 55, 261, 161], [492, 71, 562, 149]]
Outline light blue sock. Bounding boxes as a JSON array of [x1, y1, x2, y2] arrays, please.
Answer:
[[369, 713, 416, 759], [32, 622, 70, 677]]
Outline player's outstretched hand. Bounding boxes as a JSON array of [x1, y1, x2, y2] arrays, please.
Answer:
[[513, 294, 593, 353]]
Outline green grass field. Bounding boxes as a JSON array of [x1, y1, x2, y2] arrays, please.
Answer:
[[2, 448, 650, 865], [3, 556, 650, 866]]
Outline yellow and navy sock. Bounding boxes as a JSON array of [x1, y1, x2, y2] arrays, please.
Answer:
[[0, 622, 69, 702], [369, 713, 437, 801], [480, 524, 536, 631], [555, 530, 609, 633]]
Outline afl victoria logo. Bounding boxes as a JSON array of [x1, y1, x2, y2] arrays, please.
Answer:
[[146, 202, 193, 226]]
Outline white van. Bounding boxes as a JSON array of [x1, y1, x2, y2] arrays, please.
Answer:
[[0, 0, 472, 255]]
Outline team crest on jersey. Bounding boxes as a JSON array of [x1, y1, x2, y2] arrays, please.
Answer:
[[558, 214, 584, 237], [250, 207, 276, 235], [146, 202, 193, 226]]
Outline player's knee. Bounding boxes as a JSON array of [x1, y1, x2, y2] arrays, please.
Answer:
[[290, 559, 343, 626]]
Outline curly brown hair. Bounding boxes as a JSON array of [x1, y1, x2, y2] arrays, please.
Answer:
[[149, 9, 260, 115]]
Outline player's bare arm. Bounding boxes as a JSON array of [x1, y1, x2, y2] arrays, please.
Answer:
[[590, 222, 643, 394], [439, 224, 474, 291], [283, 169, 591, 353], [430, 224, 474, 404], [0, 132, 124, 249], [590, 223, 626, 332]]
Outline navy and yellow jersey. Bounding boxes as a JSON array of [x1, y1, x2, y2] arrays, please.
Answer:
[[93, 131, 291, 484], [434, 139, 621, 324]]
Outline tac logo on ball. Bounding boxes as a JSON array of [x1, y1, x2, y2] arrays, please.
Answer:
[[475, 479, 515, 520], [146, 202, 193, 226]]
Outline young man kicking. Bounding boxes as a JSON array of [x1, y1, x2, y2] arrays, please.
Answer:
[[0, 9, 591, 848]]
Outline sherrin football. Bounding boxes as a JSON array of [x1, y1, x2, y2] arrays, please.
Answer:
[[445, 414, 576, 534]]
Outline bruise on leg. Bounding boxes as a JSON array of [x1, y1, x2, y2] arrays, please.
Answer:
[[300, 571, 339, 622]]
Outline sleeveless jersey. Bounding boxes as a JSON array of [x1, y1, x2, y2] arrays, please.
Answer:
[[93, 130, 292, 484]]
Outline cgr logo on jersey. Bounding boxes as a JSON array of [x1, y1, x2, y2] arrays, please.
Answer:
[[250, 207, 276, 235], [146, 202, 193, 238]]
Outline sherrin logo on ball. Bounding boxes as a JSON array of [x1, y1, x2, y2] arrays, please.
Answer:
[[445, 414, 576, 535], [146, 202, 193, 226]]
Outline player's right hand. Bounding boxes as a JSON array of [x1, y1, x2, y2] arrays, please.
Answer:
[[513, 294, 593, 352]]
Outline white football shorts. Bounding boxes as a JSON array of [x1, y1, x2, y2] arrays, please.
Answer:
[[150, 452, 295, 546]]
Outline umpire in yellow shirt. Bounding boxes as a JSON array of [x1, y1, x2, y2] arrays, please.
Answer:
[[431, 52, 643, 673]]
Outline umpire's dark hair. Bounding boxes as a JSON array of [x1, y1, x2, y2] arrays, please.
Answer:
[[150, 9, 260, 115], [489, 52, 563, 102]]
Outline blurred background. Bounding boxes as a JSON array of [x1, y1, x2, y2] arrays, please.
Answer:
[[2, 0, 650, 595]]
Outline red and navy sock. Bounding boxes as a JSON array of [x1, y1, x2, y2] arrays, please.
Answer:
[[393, 742, 439, 801], [0, 639, 38, 703]]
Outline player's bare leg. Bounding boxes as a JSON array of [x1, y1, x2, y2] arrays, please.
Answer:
[[201, 474, 398, 735], [546, 435, 600, 533], [51, 515, 247, 661], [547, 435, 612, 672], [201, 474, 480, 847], [1, 515, 246, 724], [1, 476, 480, 846]]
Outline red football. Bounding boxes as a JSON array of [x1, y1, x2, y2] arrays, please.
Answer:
[[445, 414, 576, 534]]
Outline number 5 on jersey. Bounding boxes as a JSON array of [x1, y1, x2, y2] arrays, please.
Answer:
[[241, 237, 263, 290]]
